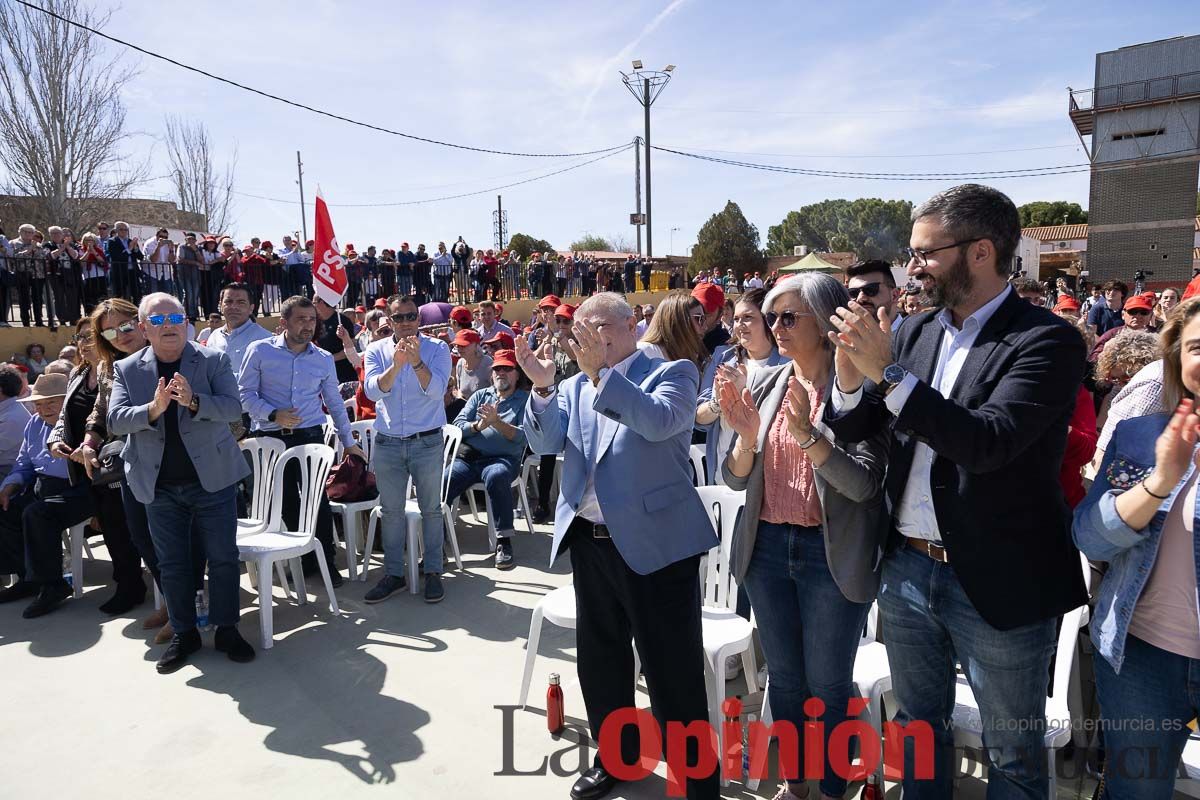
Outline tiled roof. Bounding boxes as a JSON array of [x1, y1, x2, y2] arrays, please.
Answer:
[[1024, 217, 1200, 241]]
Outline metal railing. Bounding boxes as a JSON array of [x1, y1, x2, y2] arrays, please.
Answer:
[[1070, 70, 1200, 114]]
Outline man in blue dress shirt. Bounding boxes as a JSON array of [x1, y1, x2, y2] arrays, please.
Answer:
[[362, 294, 452, 604], [239, 295, 364, 586]]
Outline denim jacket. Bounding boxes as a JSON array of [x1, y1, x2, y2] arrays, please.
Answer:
[[1073, 412, 1200, 673]]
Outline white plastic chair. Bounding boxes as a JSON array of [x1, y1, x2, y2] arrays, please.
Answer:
[[695, 485, 758, 784], [363, 425, 463, 592], [518, 583, 640, 708], [237, 437, 290, 597], [236, 444, 339, 650], [328, 419, 377, 582], [1178, 735, 1200, 797], [62, 521, 86, 598], [689, 444, 707, 487], [951, 552, 1092, 797], [519, 452, 562, 513], [456, 456, 536, 550]]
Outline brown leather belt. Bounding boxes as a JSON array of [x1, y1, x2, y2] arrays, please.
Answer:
[[906, 537, 950, 564]]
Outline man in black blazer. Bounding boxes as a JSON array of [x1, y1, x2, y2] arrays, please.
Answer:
[[826, 184, 1087, 799]]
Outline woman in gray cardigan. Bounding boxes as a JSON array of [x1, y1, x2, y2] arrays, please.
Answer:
[[719, 272, 889, 800]]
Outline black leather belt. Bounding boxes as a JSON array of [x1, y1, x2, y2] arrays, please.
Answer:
[[571, 518, 611, 539], [275, 425, 323, 437], [393, 428, 442, 441]]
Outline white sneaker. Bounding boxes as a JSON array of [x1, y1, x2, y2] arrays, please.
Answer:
[[724, 654, 743, 680], [770, 784, 809, 800], [757, 664, 769, 688]]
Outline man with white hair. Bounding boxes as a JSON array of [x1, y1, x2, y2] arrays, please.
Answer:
[[634, 304, 653, 338], [517, 291, 719, 800], [108, 292, 255, 673]]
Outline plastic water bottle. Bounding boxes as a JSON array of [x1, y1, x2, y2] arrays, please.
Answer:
[[62, 569, 73, 589], [195, 590, 210, 631]]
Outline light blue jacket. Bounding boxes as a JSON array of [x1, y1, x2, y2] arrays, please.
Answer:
[[1073, 412, 1198, 673], [107, 342, 250, 504], [524, 352, 717, 575]]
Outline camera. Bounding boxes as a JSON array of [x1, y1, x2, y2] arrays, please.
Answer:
[[1134, 269, 1154, 281]]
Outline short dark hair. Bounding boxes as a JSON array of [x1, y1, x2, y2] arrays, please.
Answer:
[[386, 293, 416, 309], [0, 364, 21, 398], [912, 183, 1021, 276], [280, 295, 314, 320], [220, 282, 252, 302], [845, 259, 896, 288], [1101, 280, 1128, 297], [1014, 278, 1045, 296]]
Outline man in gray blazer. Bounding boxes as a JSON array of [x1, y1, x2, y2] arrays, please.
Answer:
[[108, 292, 254, 673]]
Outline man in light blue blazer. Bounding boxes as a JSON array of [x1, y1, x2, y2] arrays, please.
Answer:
[[108, 293, 254, 674], [517, 292, 718, 800]]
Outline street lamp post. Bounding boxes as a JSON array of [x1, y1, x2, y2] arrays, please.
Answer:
[[670, 226, 681, 255], [621, 63, 674, 259]]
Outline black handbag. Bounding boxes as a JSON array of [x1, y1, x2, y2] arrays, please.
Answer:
[[91, 439, 125, 486]]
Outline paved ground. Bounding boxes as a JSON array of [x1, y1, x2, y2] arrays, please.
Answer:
[[0, 510, 1115, 799]]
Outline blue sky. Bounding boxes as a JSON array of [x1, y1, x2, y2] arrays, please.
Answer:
[[113, 0, 1194, 252]]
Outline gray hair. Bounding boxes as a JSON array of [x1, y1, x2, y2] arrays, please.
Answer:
[[762, 272, 850, 340], [138, 292, 185, 320], [47, 225, 62, 236], [364, 309, 384, 327], [43, 359, 74, 376], [912, 183, 1021, 275], [577, 291, 634, 322]]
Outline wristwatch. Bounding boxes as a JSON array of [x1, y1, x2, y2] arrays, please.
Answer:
[[533, 385, 556, 398], [879, 363, 907, 393], [188, 396, 200, 414]]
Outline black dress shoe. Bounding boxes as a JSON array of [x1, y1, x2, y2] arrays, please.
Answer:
[[22, 581, 72, 619], [0, 580, 37, 604], [532, 506, 552, 524], [156, 628, 202, 674], [214, 625, 255, 663], [570, 766, 619, 800], [99, 582, 147, 615], [495, 538, 515, 571]]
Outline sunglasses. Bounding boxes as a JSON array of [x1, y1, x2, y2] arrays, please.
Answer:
[[100, 321, 138, 340], [765, 310, 814, 329], [72, 332, 94, 344], [1125, 308, 1151, 317], [390, 312, 420, 323], [147, 313, 186, 327], [689, 312, 706, 323], [492, 365, 516, 373], [849, 282, 883, 299]]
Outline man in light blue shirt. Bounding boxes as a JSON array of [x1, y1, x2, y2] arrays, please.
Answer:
[[0, 364, 31, 482], [447, 349, 528, 570], [239, 296, 363, 586], [362, 294, 452, 604], [206, 282, 272, 378]]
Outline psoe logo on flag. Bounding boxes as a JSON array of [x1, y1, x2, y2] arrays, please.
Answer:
[[312, 188, 348, 307]]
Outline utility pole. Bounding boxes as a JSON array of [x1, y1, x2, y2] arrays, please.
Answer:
[[493, 194, 508, 251], [296, 151, 307, 242], [634, 136, 642, 257], [621, 63, 674, 260]]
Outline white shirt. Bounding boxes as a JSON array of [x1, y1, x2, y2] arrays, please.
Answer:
[[636, 319, 650, 338], [833, 285, 1012, 543], [746, 277, 764, 289], [530, 349, 642, 524]]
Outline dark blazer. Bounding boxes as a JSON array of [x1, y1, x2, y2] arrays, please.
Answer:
[[47, 364, 96, 486], [826, 289, 1088, 630]]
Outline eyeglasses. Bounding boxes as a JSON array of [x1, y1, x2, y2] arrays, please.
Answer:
[[100, 321, 138, 340], [147, 313, 186, 327], [72, 332, 94, 344], [903, 239, 981, 268], [849, 282, 883, 299], [1125, 308, 1151, 317], [689, 312, 706, 324], [765, 310, 814, 329], [389, 312, 420, 323]]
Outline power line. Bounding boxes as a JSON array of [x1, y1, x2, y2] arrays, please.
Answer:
[[12, 0, 626, 160], [231, 143, 632, 208], [657, 101, 1057, 116], [663, 143, 1083, 160]]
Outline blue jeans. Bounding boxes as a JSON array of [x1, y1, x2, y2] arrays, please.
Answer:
[[743, 522, 871, 798], [146, 482, 239, 633], [445, 455, 518, 533], [396, 273, 413, 297], [1094, 634, 1200, 799], [878, 543, 1057, 799], [374, 432, 445, 575], [177, 265, 199, 319]]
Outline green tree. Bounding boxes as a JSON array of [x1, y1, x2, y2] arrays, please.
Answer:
[[507, 232, 554, 259], [569, 233, 613, 252], [766, 198, 913, 261], [1017, 201, 1087, 228], [690, 200, 763, 277]]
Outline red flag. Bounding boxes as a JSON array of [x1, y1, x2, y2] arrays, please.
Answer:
[[312, 188, 347, 306]]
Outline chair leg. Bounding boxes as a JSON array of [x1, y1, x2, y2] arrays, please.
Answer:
[[443, 503, 463, 571], [519, 605, 545, 708], [246, 561, 258, 589], [741, 646, 760, 694], [82, 538, 94, 561], [467, 491, 479, 522], [257, 557, 274, 650], [275, 562, 294, 601], [484, 494, 497, 550], [707, 653, 728, 787], [516, 480, 535, 535], [405, 514, 420, 595], [362, 511, 378, 582], [291, 557, 307, 605], [71, 525, 83, 598], [313, 545, 340, 615], [343, 512, 360, 583], [153, 580, 163, 610]]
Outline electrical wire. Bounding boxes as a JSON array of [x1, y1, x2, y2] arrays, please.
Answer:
[[231, 143, 632, 208], [664, 143, 1084, 160], [11, 0, 626, 159]]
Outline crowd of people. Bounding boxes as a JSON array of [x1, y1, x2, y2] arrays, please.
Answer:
[[5, 182, 1200, 800]]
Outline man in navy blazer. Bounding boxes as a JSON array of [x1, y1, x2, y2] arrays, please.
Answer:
[[108, 293, 255, 674], [518, 293, 718, 800]]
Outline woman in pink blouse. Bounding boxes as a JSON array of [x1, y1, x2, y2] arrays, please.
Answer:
[[719, 272, 890, 800]]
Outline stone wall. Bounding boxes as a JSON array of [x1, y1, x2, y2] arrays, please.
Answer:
[[0, 195, 207, 235]]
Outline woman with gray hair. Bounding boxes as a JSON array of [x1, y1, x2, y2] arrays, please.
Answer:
[[717, 271, 889, 800]]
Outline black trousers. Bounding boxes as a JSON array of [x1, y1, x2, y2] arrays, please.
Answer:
[[261, 427, 336, 565], [567, 522, 717, 799], [0, 476, 94, 584], [92, 482, 146, 589], [536, 453, 556, 512]]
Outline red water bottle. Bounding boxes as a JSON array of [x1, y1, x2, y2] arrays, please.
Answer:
[[547, 673, 565, 735], [860, 774, 881, 800]]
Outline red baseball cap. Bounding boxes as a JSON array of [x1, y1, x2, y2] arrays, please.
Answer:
[[484, 332, 515, 350], [538, 294, 562, 309], [1052, 295, 1080, 314], [449, 306, 473, 325], [373, 298, 388, 309], [692, 283, 725, 314], [1124, 295, 1154, 313], [491, 349, 519, 369], [453, 329, 482, 347], [354, 305, 366, 313], [554, 303, 576, 320]]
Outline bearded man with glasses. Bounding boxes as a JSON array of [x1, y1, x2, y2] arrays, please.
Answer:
[[108, 293, 255, 673]]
